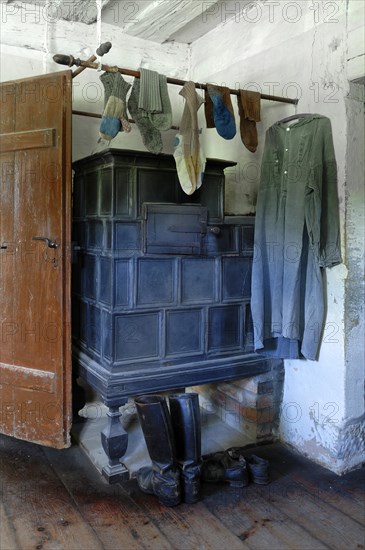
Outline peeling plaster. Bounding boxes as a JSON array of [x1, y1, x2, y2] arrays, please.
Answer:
[[329, 37, 342, 52]]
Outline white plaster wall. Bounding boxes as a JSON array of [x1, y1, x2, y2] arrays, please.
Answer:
[[190, 0, 364, 473], [0, 4, 190, 160]]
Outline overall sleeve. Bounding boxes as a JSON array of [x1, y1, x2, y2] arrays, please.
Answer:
[[319, 118, 342, 268]]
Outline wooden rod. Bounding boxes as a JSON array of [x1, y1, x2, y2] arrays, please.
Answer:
[[72, 109, 180, 131], [72, 43, 112, 78], [72, 55, 97, 78], [54, 54, 299, 105]]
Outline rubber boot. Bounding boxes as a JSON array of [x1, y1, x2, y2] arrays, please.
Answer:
[[168, 393, 202, 504], [134, 395, 181, 507]]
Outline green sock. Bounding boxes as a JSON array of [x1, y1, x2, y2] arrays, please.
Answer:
[[128, 78, 163, 154], [149, 75, 172, 131], [100, 72, 131, 140]]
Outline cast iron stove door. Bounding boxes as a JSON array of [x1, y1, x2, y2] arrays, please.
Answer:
[[143, 204, 208, 255]]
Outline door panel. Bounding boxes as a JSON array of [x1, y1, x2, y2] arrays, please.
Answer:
[[0, 83, 16, 370], [0, 71, 72, 448]]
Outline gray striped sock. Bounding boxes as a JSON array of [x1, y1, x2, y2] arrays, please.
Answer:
[[138, 68, 162, 113], [128, 78, 163, 154], [150, 75, 172, 131]]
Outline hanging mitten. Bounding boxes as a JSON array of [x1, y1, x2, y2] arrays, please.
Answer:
[[237, 90, 261, 152], [207, 84, 236, 140], [100, 72, 131, 141]]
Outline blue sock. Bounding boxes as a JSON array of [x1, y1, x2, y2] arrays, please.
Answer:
[[209, 88, 236, 140]]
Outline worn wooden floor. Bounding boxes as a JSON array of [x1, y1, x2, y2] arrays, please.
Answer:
[[1, 434, 364, 550]]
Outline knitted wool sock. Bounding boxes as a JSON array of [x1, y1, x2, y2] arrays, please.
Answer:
[[138, 68, 162, 113], [205, 85, 234, 128], [149, 75, 172, 131], [100, 72, 131, 140], [179, 81, 205, 192], [173, 133, 206, 195], [128, 78, 163, 154], [173, 134, 196, 195], [207, 84, 236, 140], [237, 90, 261, 153], [204, 88, 215, 129], [197, 145, 206, 190]]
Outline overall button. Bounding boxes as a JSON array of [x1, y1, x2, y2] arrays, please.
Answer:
[[285, 148, 289, 152], [286, 127, 290, 132], [284, 170, 288, 175]]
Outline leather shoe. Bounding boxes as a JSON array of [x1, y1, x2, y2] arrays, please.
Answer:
[[247, 454, 270, 485], [201, 451, 249, 488]]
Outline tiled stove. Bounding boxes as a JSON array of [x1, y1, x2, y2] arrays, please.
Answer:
[[72, 149, 271, 482]]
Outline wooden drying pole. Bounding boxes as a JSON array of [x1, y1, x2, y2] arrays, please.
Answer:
[[71, 42, 112, 78], [53, 53, 299, 107]]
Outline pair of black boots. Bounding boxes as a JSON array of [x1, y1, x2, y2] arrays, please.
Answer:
[[134, 393, 201, 507]]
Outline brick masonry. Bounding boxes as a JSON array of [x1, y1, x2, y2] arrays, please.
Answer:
[[191, 359, 284, 444]]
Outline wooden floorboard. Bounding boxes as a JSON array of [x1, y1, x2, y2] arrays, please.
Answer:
[[264, 445, 364, 518], [44, 446, 173, 550], [0, 437, 104, 550], [0, 435, 364, 550], [202, 482, 328, 550], [0, 502, 20, 550]]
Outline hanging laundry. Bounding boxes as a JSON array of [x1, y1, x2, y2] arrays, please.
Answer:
[[128, 78, 163, 154], [251, 115, 342, 360], [150, 75, 173, 131], [174, 81, 206, 195], [99, 72, 131, 140], [205, 84, 236, 140], [99, 72, 131, 139], [138, 68, 162, 113], [127, 69, 172, 153], [237, 90, 261, 152], [138, 68, 172, 130]]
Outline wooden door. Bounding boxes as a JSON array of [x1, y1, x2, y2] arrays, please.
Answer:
[[0, 71, 72, 448]]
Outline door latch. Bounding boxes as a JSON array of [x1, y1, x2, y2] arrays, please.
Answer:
[[32, 237, 58, 249]]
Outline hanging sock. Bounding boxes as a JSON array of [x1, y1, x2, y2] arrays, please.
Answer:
[[120, 117, 132, 133], [149, 75, 172, 131], [173, 134, 193, 195], [173, 134, 206, 196], [138, 68, 162, 113], [237, 90, 261, 152], [99, 72, 131, 141], [128, 78, 163, 154], [175, 81, 205, 195], [205, 84, 236, 140], [197, 145, 206, 191], [174, 135, 206, 196], [138, 69, 172, 131]]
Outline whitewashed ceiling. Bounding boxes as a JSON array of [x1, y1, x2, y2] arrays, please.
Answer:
[[2, 0, 261, 44], [102, 0, 258, 44]]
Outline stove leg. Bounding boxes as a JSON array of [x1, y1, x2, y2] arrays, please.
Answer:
[[101, 400, 129, 484]]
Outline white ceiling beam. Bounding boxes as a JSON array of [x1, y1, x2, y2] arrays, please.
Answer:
[[3, 0, 112, 24], [107, 0, 221, 43]]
